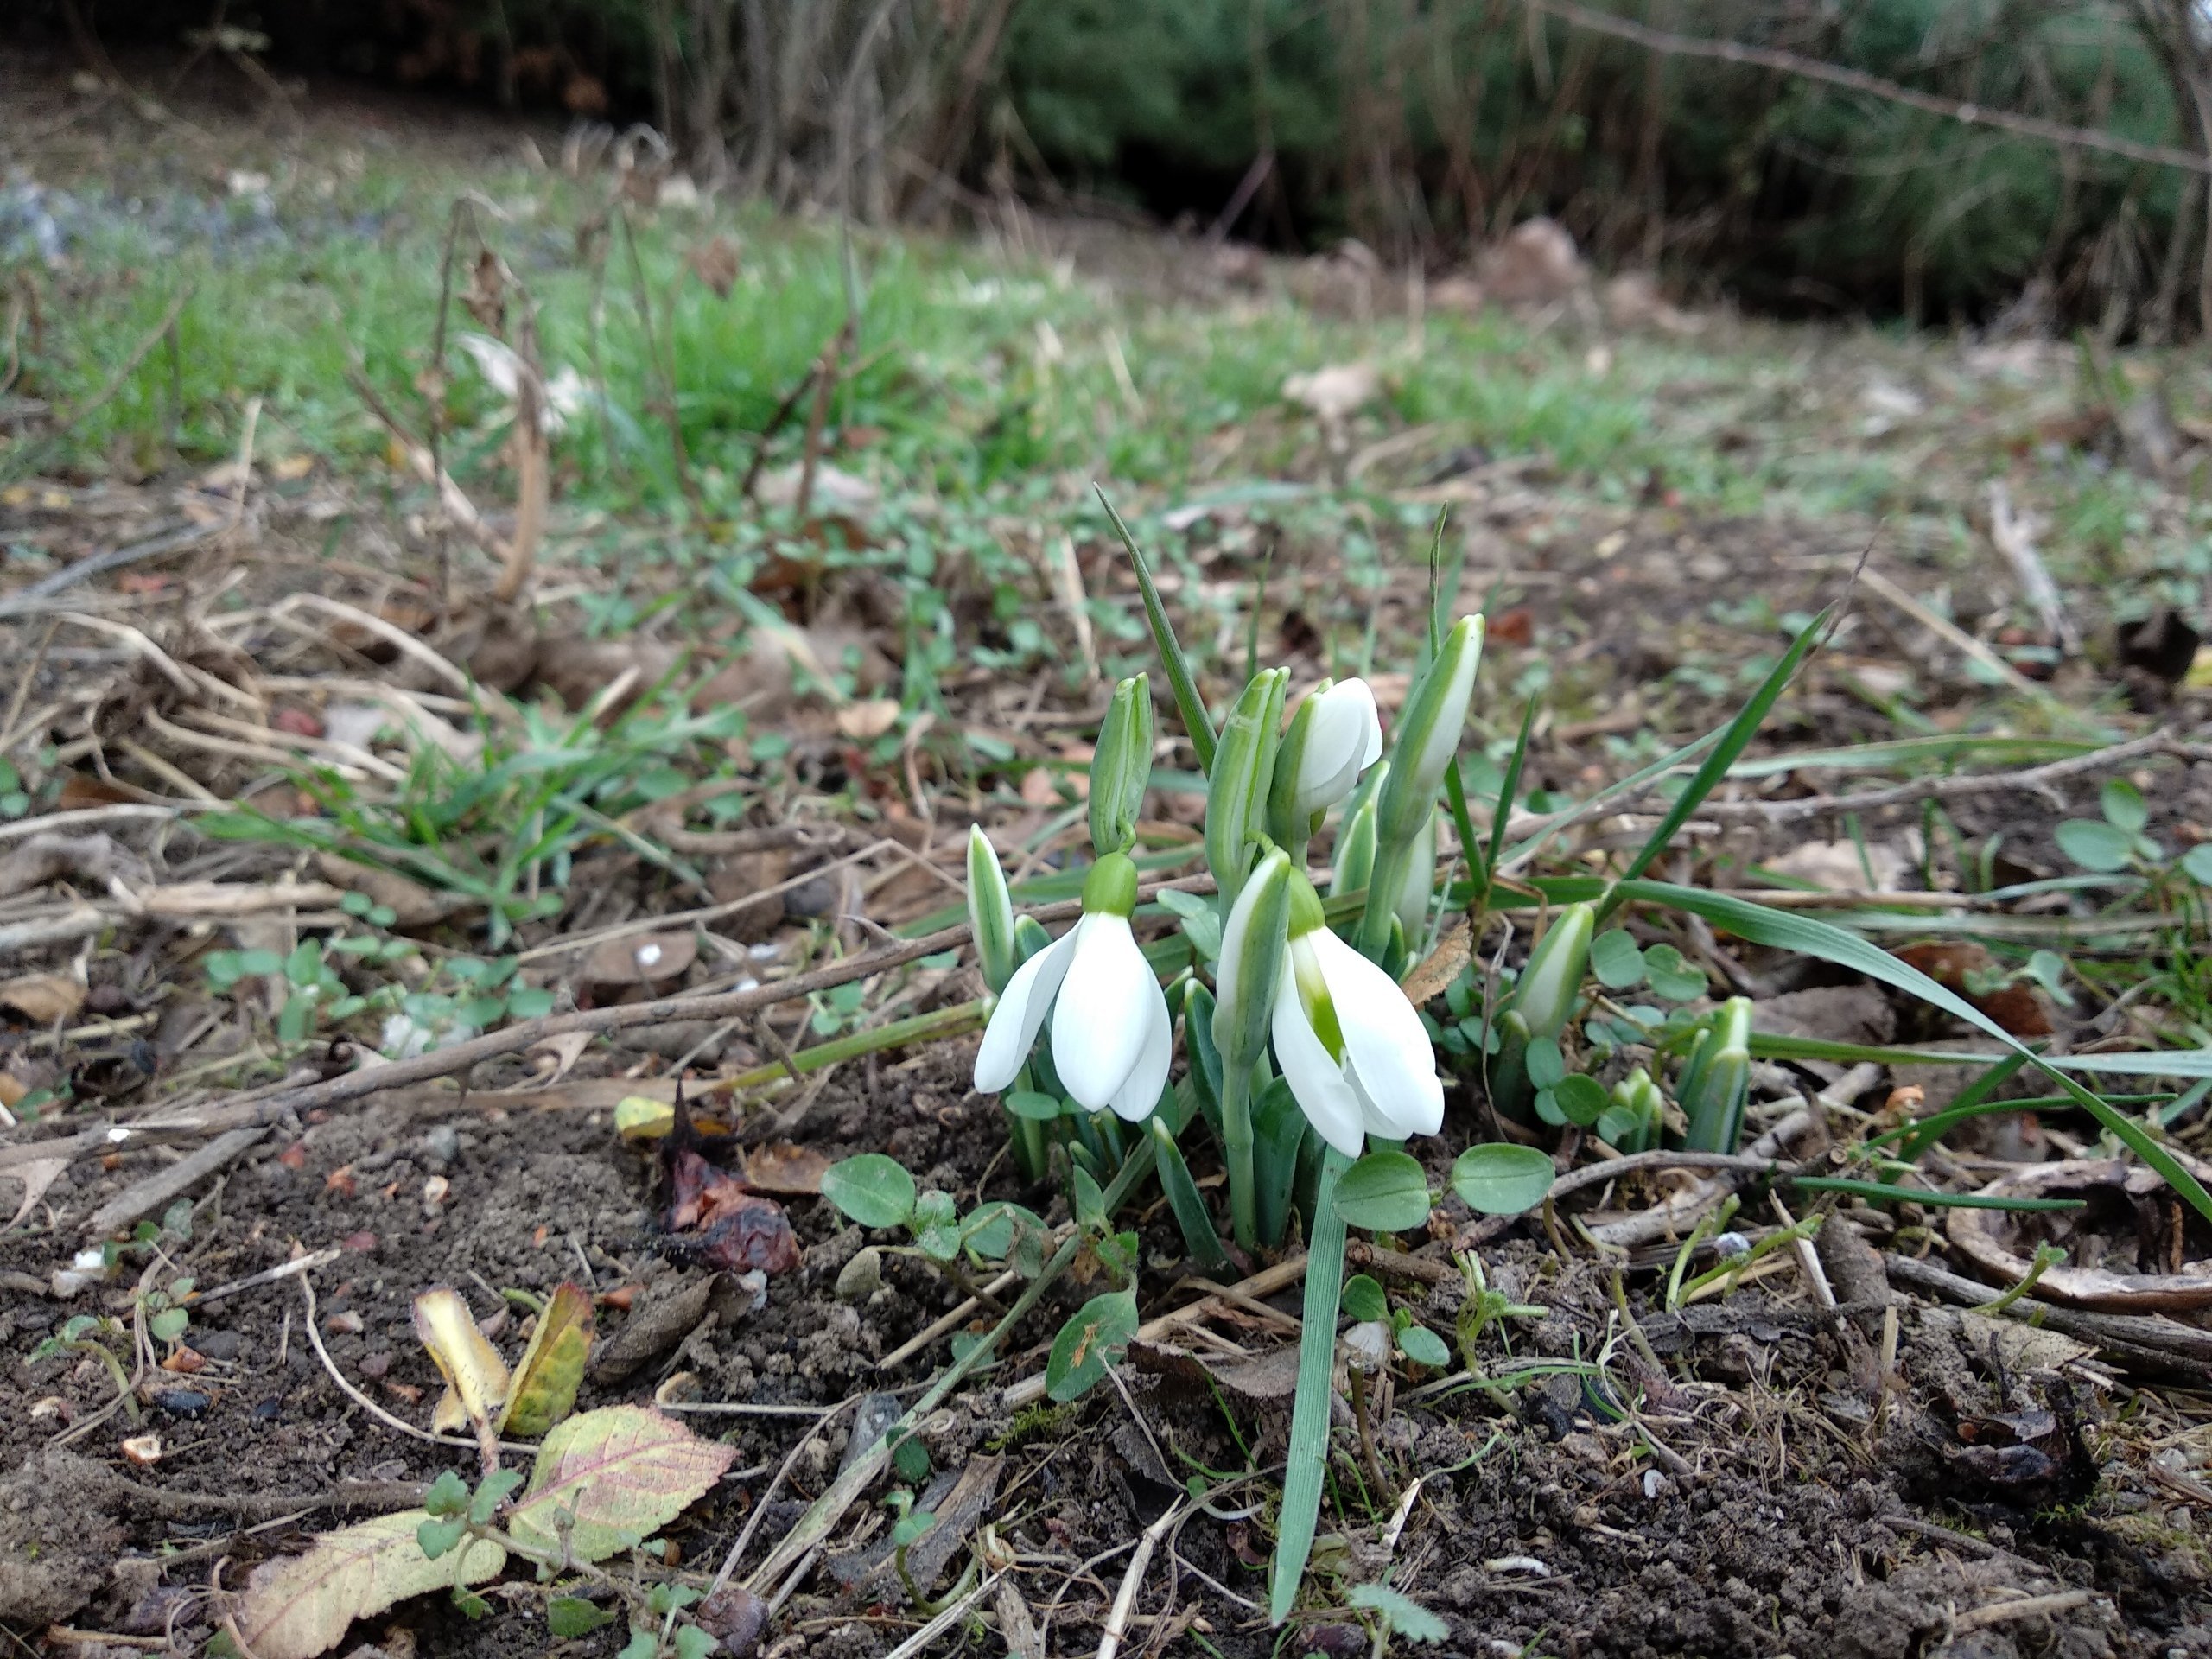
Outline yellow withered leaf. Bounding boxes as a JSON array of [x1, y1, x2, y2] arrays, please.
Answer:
[[498, 1281, 594, 1438], [411, 1287, 509, 1441], [613, 1095, 675, 1141]]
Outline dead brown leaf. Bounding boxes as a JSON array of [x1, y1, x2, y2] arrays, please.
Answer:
[[834, 698, 900, 741], [0, 972, 86, 1025], [1399, 918, 1471, 1004], [5, 1157, 68, 1229], [738, 1143, 831, 1196]]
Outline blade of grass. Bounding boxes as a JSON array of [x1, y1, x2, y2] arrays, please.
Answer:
[[1097, 486, 1217, 774], [1602, 607, 1832, 912], [1619, 879, 2212, 1225], [1745, 1032, 2212, 1078], [1471, 696, 1538, 915], [1787, 1176, 2085, 1211], [1880, 1094, 2169, 1164]]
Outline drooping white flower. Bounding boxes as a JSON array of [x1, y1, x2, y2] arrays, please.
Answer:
[[972, 852, 1172, 1121], [1286, 678, 1383, 819], [1271, 875, 1445, 1156]]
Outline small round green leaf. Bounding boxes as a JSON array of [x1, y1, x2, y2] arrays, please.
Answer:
[[1332, 1151, 1434, 1233], [149, 1307, 190, 1344], [1046, 1289, 1139, 1402], [547, 1597, 615, 1638], [1005, 1090, 1064, 1122], [2055, 817, 2133, 873], [1341, 1274, 1389, 1324], [1589, 930, 1646, 990], [2183, 843, 2212, 887], [1643, 944, 1708, 1001], [1395, 1324, 1451, 1369], [2100, 778, 2147, 835], [1550, 1073, 1608, 1128], [819, 1154, 917, 1230], [1523, 1035, 1566, 1090], [1450, 1142, 1555, 1216]]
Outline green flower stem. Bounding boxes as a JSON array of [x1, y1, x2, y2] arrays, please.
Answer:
[[1269, 1143, 1353, 1624], [1221, 1063, 1259, 1253], [718, 1001, 983, 1090], [1006, 1065, 1049, 1185], [1356, 835, 1415, 961]]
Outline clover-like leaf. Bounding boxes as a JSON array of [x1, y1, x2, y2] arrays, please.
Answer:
[[819, 1154, 917, 1230]]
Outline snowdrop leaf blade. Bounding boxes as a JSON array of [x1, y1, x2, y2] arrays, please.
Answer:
[[1096, 488, 1217, 773]]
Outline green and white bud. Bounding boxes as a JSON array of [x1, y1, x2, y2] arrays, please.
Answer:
[[1390, 807, 1439, 941], [1330, 785, 1379, 902], [1267, 677, 1382, 850], [1510, 902, 1595, 1040], [1680, 996, 1752, 1153], [966, 826, 1018, 995], [1376, 614, 1484, 848], [1213, 847, 1292, 1072], [1205, 668, 1288, 908], [1087, 673, 1154, 857]]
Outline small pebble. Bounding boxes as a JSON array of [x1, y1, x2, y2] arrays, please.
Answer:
[[121, 1433, 162, 1467], [324, 1310, 365, 1336], [193, 1329, 244, 1362], [153, 1389, 210, 1417], [252, 1398, 283, 1421], [835, 1247, 883, 1301], [359, 1351, 393, 1379], [420, 1124, 461, 1167]]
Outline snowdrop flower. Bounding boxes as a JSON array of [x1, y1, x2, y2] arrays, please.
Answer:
[[1280, 678, 1384, 820], [972, 851, 1172, 1120], [1273, 874, 1445, 1156]]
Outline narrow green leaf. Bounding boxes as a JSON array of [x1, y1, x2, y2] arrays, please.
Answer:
[[1620, 880, 2212, 1226], [1270, 1146, 1352, 1624], [1787, 1177, 2086, 1211], [1611, 607, 1829, 894], [1096, 487, 1216, 773], [1152, 1120, 1231, 1276]]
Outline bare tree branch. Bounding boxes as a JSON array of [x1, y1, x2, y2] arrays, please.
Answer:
[[1529, 0, 2212, 175]]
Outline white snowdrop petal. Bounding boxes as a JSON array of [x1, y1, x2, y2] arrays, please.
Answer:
[[1312, 929, 1445, 1139], [1108, 980, 1175, 1122], [1051, 914, 1158, 1110], [973, 928, 1077, 1092], [1272, 972, 1368, 1157]]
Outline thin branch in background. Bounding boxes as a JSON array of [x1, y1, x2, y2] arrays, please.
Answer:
[[1529, 0, 2212, 176]]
